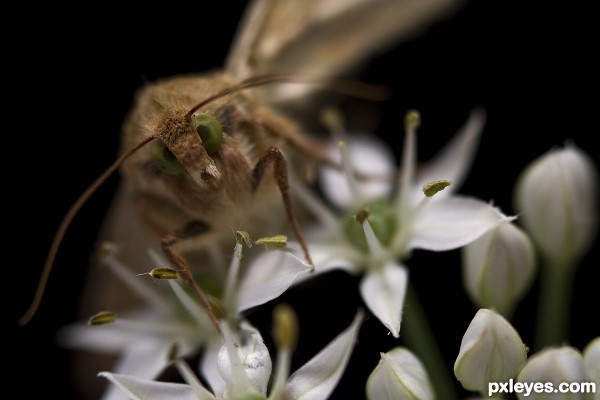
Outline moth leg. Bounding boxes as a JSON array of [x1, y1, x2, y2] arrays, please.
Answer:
[[161, 221, 221, 333], [252, 146, 313, 266]]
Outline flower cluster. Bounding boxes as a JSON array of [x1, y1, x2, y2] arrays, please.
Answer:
[[57, 107, 598, 400]]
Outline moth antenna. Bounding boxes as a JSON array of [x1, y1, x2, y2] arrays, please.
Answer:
[[19, 135, 157, 326], [187, 73, 391, 116]]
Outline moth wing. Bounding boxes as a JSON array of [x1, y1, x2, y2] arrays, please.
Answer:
[[226, 0, 466, 104]]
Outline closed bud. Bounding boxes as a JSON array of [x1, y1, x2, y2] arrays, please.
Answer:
[[462, 222, 536, 316], [583, 338, 600, 400], [454, 309, 527, 394], [516, 346, 585, 400], [366, 347, 434, 400], [514, 143, 598, 267]]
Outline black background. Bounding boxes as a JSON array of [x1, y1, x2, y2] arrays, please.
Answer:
[[11, 1, 598, 399]]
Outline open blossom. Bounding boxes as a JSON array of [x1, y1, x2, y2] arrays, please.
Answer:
[[100, 307, 364, 400], [59, 237, 312, 399], [288, 109, 513, 337]]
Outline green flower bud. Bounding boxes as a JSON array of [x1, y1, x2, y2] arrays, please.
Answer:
[[462, 222, 536, 316], [366, 347, 434, 400], [454, 309, 527, 394], [514, 143, 598, 267], [516, 346, 585, 400]]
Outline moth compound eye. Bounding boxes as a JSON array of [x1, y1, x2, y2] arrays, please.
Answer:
[[151, 140, 185, 175], [194, 114, 223, 155]]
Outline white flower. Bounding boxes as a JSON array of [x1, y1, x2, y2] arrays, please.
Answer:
[[462, 221, 536, 316], [454, 309, 527, 395], [514, 142, 599, 267], [290, 109, 513, 337], [99, 309, 364, 400], [366, 347, 434, 400], [60, 239, 312, 399]]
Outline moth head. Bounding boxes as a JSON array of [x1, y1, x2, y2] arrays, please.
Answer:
[[151, 112, 224, 186]]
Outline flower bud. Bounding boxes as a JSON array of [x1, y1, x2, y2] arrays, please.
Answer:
[[583, 338, 600, 400], [462, 222, 536, 316], [516, 346, 585, 400], [218, 326, 272, 396], [454, 309, 527, 394], [367, 347, 434, 400], [514, 143, 598, 266]]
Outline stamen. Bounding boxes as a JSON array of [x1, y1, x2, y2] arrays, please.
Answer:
[[396, 109, 420, 217], [339, 140, 364, 203], [290, 179, 340, 234], [270, 304, 297, 399], [255, 235, 288, 248], [100, 245, 170, 314], [362, 218, 387, 261], [167, 280, 215, 333], [423, 180, 452, 197], [320, 106, 346, 141], [173, 358, 211, 396], [88, 311, 116, 326], [135, 267, 180, 280], [273, 304, 299, 351], [221, 322, 253, 393], [234, 230, 253, 247], [223, 241, 244, 313]]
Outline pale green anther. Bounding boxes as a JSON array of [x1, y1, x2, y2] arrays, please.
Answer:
[[255, 235, 287, 248], [344, 198, 396, 253], [149, 267, 179, 280], [423, 180, 452, 197], [320, 106, 344, 131], [273, 304, 299, 350], [94, 242, 114, 259], [235, 230, 253, 247], [404, 109, 421, 130], [88, 311, 116, 326]]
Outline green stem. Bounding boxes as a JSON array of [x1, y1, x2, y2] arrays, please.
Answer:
[[403, 284, 459, 400], [534, 258, 575, 351]]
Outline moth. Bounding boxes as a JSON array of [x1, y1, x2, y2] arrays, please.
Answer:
[[22, 0, 465, 323]]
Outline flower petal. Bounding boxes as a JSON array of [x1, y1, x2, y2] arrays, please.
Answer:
[[300, 241, 363, 275], [236, 251, 313, 313], [200, 342, 227, 397], [413, 109, 485, 200], [114, 338, 195, 380], [359, 264, 408, 338], [100, 339, 190, 400], [285, 311, 363, 400], [409, 196, 514, 251], [99, 372, 208, 400], [319, 135, 396, 209]]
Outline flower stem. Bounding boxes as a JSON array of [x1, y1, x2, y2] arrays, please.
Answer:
[[403, 284, 459, 400], [534, 258, 575, 351]]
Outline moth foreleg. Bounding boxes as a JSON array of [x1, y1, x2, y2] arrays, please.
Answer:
[[252, 146, 313, 266]]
